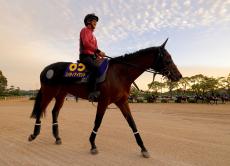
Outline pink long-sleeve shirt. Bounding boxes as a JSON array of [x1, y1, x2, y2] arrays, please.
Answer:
[[79, 27, 98, 55]]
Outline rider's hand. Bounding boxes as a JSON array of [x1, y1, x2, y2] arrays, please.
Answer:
[[98, 51, 106, 58]]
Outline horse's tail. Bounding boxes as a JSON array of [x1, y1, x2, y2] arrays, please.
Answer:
[[30, 89, 43, 119]]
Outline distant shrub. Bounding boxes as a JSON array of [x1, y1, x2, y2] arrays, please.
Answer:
[[188, 99, 196, 103], [161, 99, 168, 103], [137, 98, 144, 103], [135, 96, 144, 103]]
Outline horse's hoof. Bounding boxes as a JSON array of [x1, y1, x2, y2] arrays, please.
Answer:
[[141, 150, 150, 158], [55, 138, 62, 145], [28, 134, 35, 142], [90, 148, 98, 155]]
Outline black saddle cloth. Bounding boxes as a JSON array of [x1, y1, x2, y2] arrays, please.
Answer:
[[40, 59, 109, 85]]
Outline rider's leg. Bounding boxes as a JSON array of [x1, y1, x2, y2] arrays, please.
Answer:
[[80, 55, 100, 100]]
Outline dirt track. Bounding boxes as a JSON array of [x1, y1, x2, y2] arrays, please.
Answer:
[[0, 99, 230, 166]]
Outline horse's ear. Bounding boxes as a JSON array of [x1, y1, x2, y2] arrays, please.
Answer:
[[161, 38, 168, 48]]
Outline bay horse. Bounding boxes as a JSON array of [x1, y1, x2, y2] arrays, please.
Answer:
[[28, 39, 182, 158]]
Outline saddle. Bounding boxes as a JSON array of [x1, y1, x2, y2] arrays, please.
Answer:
[[64, 58, 109, 84]]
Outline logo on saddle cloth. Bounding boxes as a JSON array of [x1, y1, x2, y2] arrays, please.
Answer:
[[64, 59, 109, 83], [65, 63, 87, 78]]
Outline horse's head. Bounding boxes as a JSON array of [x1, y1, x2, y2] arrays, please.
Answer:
[[152, 39, 182, 82]]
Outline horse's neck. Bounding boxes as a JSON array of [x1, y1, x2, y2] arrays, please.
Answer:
[[123, 50, 157, 83]]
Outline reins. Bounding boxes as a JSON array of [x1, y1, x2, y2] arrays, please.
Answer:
[[104, 55, 160, 75], [104, 51, 162, 92]]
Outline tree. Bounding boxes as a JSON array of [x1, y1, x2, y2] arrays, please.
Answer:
[[165, 79, 179, 96], [200, 77, 219, 94], [148, 81, 165, 93], [0, 70, 7, 96], [178, 76, 191, 91], [217, 77, 226, 89], [190, 74, 206, 84], [220, 73, 230, 94], [8, 85, 21, 96], [226, 73, 230, 93], [130, 86, 140, 98], [190, 74, 206, 95]]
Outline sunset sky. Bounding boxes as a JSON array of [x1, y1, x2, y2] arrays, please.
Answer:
[[0, 0, 230, 90]]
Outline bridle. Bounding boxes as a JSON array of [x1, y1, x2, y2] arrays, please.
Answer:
[[104, 47, 167, 75], [154, 47, 172, 78], [104, 47, 174, 91]]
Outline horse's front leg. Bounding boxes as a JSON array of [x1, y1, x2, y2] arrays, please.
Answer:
[[89, 101, 108, 154], [115, 99, 150, 158]]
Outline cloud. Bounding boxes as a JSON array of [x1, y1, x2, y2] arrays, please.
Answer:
[[2, 0, 228, 50], [80, 0, 228, 53]]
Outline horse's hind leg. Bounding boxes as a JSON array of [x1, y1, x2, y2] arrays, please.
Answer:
[[115, 99, 150, 158], [52, 93, 66, 145], [29, 88, 54, 142]]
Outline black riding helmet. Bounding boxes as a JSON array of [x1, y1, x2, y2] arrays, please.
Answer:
[[84, 13, 99, 26]]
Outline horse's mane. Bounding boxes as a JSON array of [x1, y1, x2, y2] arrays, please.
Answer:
[[110, 46, 158, 64]]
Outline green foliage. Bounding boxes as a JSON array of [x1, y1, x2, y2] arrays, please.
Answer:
[[148, 73, 230, 97], [226, 73, 230, 93], [142, 91, 157, 103], [130, 86, 141, 98], [136, 97, 144, 103], [7, 86, 21, 96], [147, 81, 165, 93], [0, 70, 7, 96]]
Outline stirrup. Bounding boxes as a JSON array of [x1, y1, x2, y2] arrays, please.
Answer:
[[88, 91, 100, 102]]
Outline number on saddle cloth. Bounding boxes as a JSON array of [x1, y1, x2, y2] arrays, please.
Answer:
[[64, 58, 109, 83]]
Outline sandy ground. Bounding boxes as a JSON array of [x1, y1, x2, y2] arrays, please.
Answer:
[[0, 99, 230, 166]]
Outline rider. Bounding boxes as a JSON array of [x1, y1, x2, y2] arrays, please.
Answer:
[[79, 13, 105, 101]]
